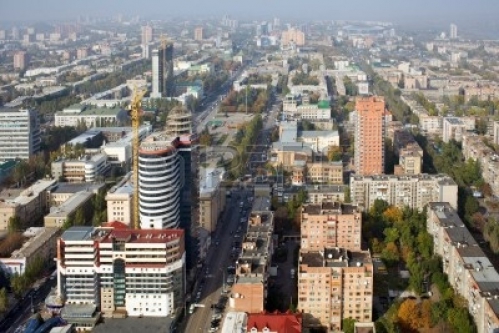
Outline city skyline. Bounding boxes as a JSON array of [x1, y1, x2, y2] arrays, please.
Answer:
[[1, 0, 499, 27]]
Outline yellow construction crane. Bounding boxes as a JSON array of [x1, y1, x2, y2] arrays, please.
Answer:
[[130, 87, 147, 229]]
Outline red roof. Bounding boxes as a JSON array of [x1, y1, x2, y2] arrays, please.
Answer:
[[247, 312, 302, 333], [99, 222, 184, 244], [102, 221, 129, 229]]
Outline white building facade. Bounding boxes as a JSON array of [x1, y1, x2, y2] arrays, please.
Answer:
[[57, 224, 185, 318], [0, 108, 40, 162]]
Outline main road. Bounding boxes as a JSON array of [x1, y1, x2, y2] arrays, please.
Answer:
[[183, 188, 252, 333]]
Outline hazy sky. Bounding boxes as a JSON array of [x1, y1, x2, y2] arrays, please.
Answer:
[[1, 0, 498, 25]]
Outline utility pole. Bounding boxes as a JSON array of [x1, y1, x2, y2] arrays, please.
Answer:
[[245, 86, 248, 115]]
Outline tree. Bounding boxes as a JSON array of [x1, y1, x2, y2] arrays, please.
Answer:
[[8, 216, 22, 234], [381, 242, 400, 266], [342, 318, 356, 333], [397, 299, 420, 332], [383, 206, 403, 224], [0, 288, 8, 312], [74, 208, 85, 226], [447, 307, 476, 333], [10, 274, 28, 298], [327, 146, 342, 162]]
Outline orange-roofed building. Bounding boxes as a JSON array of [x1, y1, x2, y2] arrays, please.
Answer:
[[246, 311, 302, 333]]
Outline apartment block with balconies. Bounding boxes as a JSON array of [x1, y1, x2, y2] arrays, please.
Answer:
[[298, 248, 373, 332], [300, 202, 362, 252], [350, 174, 458, 212], [427, 203, 499, 333]]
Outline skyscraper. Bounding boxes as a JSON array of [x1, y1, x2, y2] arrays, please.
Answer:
[[138, 134, 182, 229], [151, 43, 174, 98], [13, 51, 28, 70], [165, 106, 199, 271], [141, 25, 153, 45], [450, 23, 458, 39], [0, 108, 40, 162], [194, 27, 203, 41], [354, 96, 385, 176]]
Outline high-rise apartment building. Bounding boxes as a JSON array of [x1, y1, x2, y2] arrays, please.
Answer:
[[165, 106, 199, 271], [194, 27, 203, 41], [281, 28, 305, 47], [300, 202, 362, 252], [13, 51, 28, 70], [354, 96, 385, 176], [56, 223, 185, 318], [0, 108, 40, 162], [151, 43, 174, 98], [141, 25, 153, 45], [350, 174, 458, 211], [450, 23, 458, 39], [298, 248, 373, 331], [138, 133, 182, 229]]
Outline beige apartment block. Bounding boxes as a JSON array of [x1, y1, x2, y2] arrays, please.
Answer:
[[298, 248, 373, 331], [44, 191, 94, 228], [350, 174, 458, 211], [307, 162, 343, 184], [0, 179, 57, 231], [106, 183, 133, 226], [300, 202, 362, 252], [281, 28, 305, 46], [0, 227, 60, 275]]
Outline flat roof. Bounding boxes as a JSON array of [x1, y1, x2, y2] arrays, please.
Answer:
[[48, 182, 105, 195], [252, 196, 271, 212], [10, 227, 59, 259], [61, 227, 95, 241], [0, 179, 57, 206], [93, 317, 175, 333], [46, 191, 94, 217], [221, 312, 248, 333]]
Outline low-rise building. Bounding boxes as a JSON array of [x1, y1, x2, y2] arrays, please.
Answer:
[[54, 104, 128, 128], [199, 167, 226, 233], [230, 209, 273, 314], [442, 117, 476, 143], [44, 191, 94, 228], [298, 248, 373, 331], [300, 202, 362, 252], [299, 130, 339, 154], [106, 177, 133, 226], [47, 182, 105, 207], [246, 312, 302, 333], [0, 179, 57, 231], [0, 227, 60, 275], [350, 174, 458, 211], [51, 154, 109, 183], [427, 203, 499, 333]]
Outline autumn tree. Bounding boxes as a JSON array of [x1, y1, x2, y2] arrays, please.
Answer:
[[381, 242, 399, 266], [397, 299, 420, 332], [383, 206, 403, 224], [10, 274, 28, 298], [8, 216, 22, 234]]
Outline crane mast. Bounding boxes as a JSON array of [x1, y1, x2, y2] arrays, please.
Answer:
[[131, 88, 146, 229]]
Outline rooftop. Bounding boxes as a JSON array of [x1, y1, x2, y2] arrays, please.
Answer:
[[0, 179, 57, 206], [252, 196, 271, 212], [61, 223, 184, 244], [46, 191, 94, 218], [301, 248, 372, 268], [302, 202, 359, 215], [48, 182, 105, 195], [93, 317, 175, 333], [247, 311, 302, 333], [300, 130, 339, 138], [221, 312, 248, 333], [9, 227, 59, 259]]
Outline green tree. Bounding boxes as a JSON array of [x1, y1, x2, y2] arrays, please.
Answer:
[[0, 288, 8, 312], [74, 207, 85, 226], [8, 216, 22, 234], [342, 318, 356, 333], [10, 274, 28, 298], [447, 307, 476, 333]]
